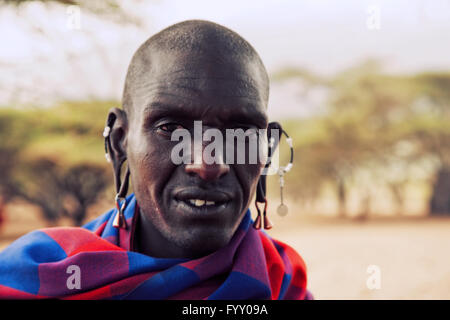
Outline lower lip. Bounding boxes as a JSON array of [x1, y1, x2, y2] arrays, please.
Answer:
[[172, 199, 230, 218]]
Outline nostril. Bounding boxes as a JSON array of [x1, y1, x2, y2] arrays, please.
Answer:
[[217, 163, 230, 177], [186, 171, 197, 178], [185, 163, 230, 181]]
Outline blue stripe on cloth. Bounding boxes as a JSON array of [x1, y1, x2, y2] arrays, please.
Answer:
[[0, 230, 67, 295], [238, 209, 252, 232], [272, 240, 287, 256], [82, 208, 115, 232], [277, 273, 291, 299], [207, 271, 271, 300], [271, 238, 295, 300], [123, 265, 199, 299], [126, 252, 187, 276]]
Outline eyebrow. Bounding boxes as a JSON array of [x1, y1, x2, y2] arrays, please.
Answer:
[[226, 110, 268, 129], [142, 103, 186, 121], [142, 102, 268, 128]]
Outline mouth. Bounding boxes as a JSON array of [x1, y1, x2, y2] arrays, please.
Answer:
[[172, 187, 232, 218], [185, 199, 222, 207]]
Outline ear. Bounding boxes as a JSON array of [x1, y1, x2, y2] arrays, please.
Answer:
[[105, 107, 128, 173], [256, 122, 282, 203], [267, 122, 282, 157]]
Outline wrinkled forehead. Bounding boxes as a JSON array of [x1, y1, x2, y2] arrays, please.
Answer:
[[128, 49, 269, 124]]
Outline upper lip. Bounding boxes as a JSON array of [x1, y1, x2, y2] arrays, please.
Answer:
[[174, 187, 232, 203]]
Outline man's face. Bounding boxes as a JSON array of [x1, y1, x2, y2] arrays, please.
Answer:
[[126, 49, 268, 257]]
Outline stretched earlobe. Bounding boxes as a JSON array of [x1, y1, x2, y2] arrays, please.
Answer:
[[254, 122, 281, 230], [104, 107, 130, 229]]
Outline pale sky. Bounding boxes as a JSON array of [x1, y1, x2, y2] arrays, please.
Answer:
[[1, 0, 449, 118]]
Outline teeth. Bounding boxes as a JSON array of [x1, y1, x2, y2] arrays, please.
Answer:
[[195, 199, 205, 206], [187, 199, 216, 207]]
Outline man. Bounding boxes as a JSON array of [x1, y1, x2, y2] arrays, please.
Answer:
[[0, 20, 311, 299]]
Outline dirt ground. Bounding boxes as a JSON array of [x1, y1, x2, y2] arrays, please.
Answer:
[[268, 214, 450, 300], [1, 203, 449, 300]]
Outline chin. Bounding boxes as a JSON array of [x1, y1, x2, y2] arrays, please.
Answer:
[[177, 227, 234, 257]]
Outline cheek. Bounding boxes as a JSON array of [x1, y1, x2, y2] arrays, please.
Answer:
[[127, 135, 175, 199], [235, 163, 262, 201], [249, 165, 263, 194]]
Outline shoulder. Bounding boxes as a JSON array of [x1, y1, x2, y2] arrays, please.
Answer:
[[257, 231, 310, 299], [258, 231, 308, 275]]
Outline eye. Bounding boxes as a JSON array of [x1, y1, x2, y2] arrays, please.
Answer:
[[235, 126, 259, 138], [156, 123, 185, 135], [244, 127, 259, 137]]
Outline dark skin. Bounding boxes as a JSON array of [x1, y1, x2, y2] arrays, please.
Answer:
[[107, 47, 269, 259]]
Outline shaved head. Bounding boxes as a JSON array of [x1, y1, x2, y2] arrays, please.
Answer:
[[122, 20, 269, 119]]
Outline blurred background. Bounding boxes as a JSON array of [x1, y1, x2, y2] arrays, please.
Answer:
[[0, 0, 449, 299]]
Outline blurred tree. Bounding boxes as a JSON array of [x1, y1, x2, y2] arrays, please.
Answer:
[[0, 0, 143, 24], [276, 62, 450, 217], [13, 158, 66, 225], [411, 73, 450, 215], [13, 159, 111, 226], [61, 163, 109, 226], [0, 101, 114, 225], [430, 169, 450, 214], [0, 0, 153, 105], [0, 110, 32, 228]]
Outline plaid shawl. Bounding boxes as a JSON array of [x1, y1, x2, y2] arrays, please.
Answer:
[[0, 194, 310, 299]]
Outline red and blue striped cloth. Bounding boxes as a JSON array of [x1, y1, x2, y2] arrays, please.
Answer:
[[0, 194, 311, 299]]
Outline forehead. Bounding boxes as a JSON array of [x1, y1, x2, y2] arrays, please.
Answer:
[[130, 50, 268, 128]]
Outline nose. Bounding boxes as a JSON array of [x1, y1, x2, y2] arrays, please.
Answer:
[[185, 141, 230, 181], [185, 162, 230, 181]]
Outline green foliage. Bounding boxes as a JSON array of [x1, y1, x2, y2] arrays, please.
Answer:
[[273, 63, 450, 215], [0, 100, 115, 224], [12, 100, 115, 165]]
